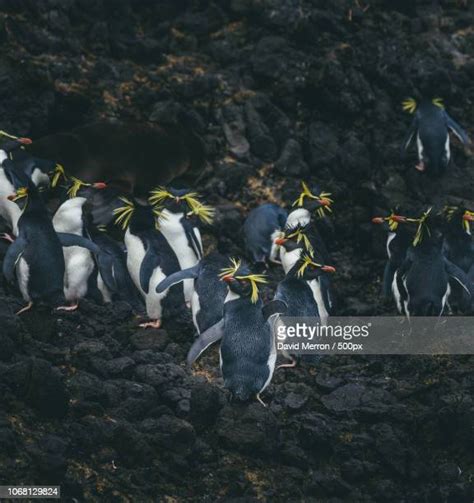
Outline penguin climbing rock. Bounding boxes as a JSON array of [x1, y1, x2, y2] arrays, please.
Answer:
[[401, 98, 469, 176], [372, 210, 415, 298], [286, 181, 333, 229], [86, 227, 144, 313], [186, 258, 286, 406], [114, 197, 185, 328], [393, 209, 472, 317], [149, 186, 214, 304], [274, 223, 334, 321], [274, 252, 336, 367], [243, 203, 287, 265], [156, 252, 229, 335]]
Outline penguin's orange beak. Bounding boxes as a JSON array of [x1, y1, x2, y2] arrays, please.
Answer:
[[321, 265, 336, 273], [93, 182, 107, 189], [274, 237, 287, 246], [18, 137, 32, 145], [221, 274, 234, 283], [371, 217, 384, 224], [463, 213, 474, 222], [391, 215, 407, 223], [319, 198, 331, 207]]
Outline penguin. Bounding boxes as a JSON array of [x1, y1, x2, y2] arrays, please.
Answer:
[[155, 252, 229, 335], [243, 203, 287, 265], [148, 186, 214, 304], [3, 182, 112, 314], [371, 210, 415, 297], [274, 222, 333, 322], [286, 181, 333, 228], [392, 209, 472, 317], [401, 98, 469, 176], [86, 227, 144, 313], [442, 206, 474, 274], [273, 252, 336, 367], [186, 258, 286, 406], [114, 197, 185, 328]]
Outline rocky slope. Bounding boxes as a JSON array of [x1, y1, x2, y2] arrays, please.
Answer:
[[0, 0, 473, 501]]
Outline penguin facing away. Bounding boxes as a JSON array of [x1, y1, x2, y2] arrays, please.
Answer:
[[401, 98, 469, 176], [243, 203, 287, 264], [371, 211, 415, 298], [149, 187, 214, 305], [155, 252, 229, 335], [186, 258, 286, 406], [274, 252, 336, 368], [392, 209, 472, 317], [114, 197, 185, 328]]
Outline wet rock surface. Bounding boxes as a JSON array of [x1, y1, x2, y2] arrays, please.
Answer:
[[0, 0, 474, 501]]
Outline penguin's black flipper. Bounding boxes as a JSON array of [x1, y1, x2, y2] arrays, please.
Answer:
[[445, 113, 469, 144], [2, 236, 26, 283], [97, 254, 118, 294], [401, 117, 418, 157], [156, 264, 200, 293], [444, 258, 473, 297], [57, 232, 101, 254], [262, 300, 287, 321], [186, 319, 224, 366], [139, 247, 161, 294], [182, 219, 203, 259]]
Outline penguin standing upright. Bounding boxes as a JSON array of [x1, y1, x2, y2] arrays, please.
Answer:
[[155, 252, 229, 335], [393, 209, 472, 317], [274, 252, 336, 367], [243, 203, 287, 265], [114, 197, 185, 328], [186, 258, 286, 406], [149, 187, 214, 304], [442, 206, 474, 275], [371, 210, 415, 297], [401, 98, 469, 176], [286, 181, 333, 229]]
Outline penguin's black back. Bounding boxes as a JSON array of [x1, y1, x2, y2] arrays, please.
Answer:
[[221, 298, 272, 400], [195, 253, 229, 332], [17, 209, 65, 305], [275, 276, 320, 317]]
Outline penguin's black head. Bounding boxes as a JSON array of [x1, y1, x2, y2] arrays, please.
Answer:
[[0, 133, 32, 154], [291, 252, 336, 280], [292, 181, 333, 219], [274, 223, 313, 254], [219, 258, 267, 303], [443, 205, 474, 235], [149, 186, 214, 224], [65, 176, 108, 199], [412, 208, 444, 248], [113, 197, 161, 233]]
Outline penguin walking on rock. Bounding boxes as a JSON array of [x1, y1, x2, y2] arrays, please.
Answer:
[[274, 252, 336, 368], [149, 187, 214, 305], [186, 258, 286, 406], [243, 203, 287, 265], [371, 210, 415, 298], [155, 252, 229, 335], [393, 209, 472, 317], [401, 98, 469, 176], [3, 182, 112, 314], [114, 197, 185, 328]]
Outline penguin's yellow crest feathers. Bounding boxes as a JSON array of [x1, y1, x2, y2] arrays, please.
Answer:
[[113, 197, 136, 230], [219, 258, 267, 304], [402, 98, 417, 114], [413, 208, 432, 247], [292, 181, 333, 218], [67, 176, 89, 198], [296, 253, 323, 278], [285, 226, 314, 255], [51, 164, 67, 188], [432, 97, 444, 109], [10, 186, 29, 202]]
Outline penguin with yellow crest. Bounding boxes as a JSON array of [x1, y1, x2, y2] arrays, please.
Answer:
[[401, 97, 469, 176]]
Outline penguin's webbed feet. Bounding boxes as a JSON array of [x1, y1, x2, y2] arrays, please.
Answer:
[[16, 302, 33, 315], [277, 356, 297, 369], [0, 232, 15, 243], [56, 302, 79, 312], [415, 161, 425, 172], [139, 319, 162, 329]]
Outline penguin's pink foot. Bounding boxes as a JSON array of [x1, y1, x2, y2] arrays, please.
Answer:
[[256, 393, 267, 407], [139, 319, 162, 329], [277, 360, 298, 370], [56, 302, 79, 312], [415, 162, 425, 172], [0, 233, 15, 243], [16, 302, 33, 315]]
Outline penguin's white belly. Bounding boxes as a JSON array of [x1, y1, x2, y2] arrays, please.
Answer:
[[161, 226, 199, 302], [17, 257, 31, 302], [0, 197, 21, 235], [191, 290, 201, 332], [146, 266, 167, 320], [0, 168, 14, 198], [63, 247, 94, 302], [97, 273, 112, 303], [308, 278, 329, 324], [280, 248, 301, 274], [125, 232, 146, 297]]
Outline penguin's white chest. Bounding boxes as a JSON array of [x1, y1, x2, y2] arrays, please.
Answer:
[[0, 168, 14, 198], [124, 230, 146, 296], [280, 248, 301, 274], [145, 266, 167, 320], [308, 278, 329, 324], [17, 257, 31, 302]]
